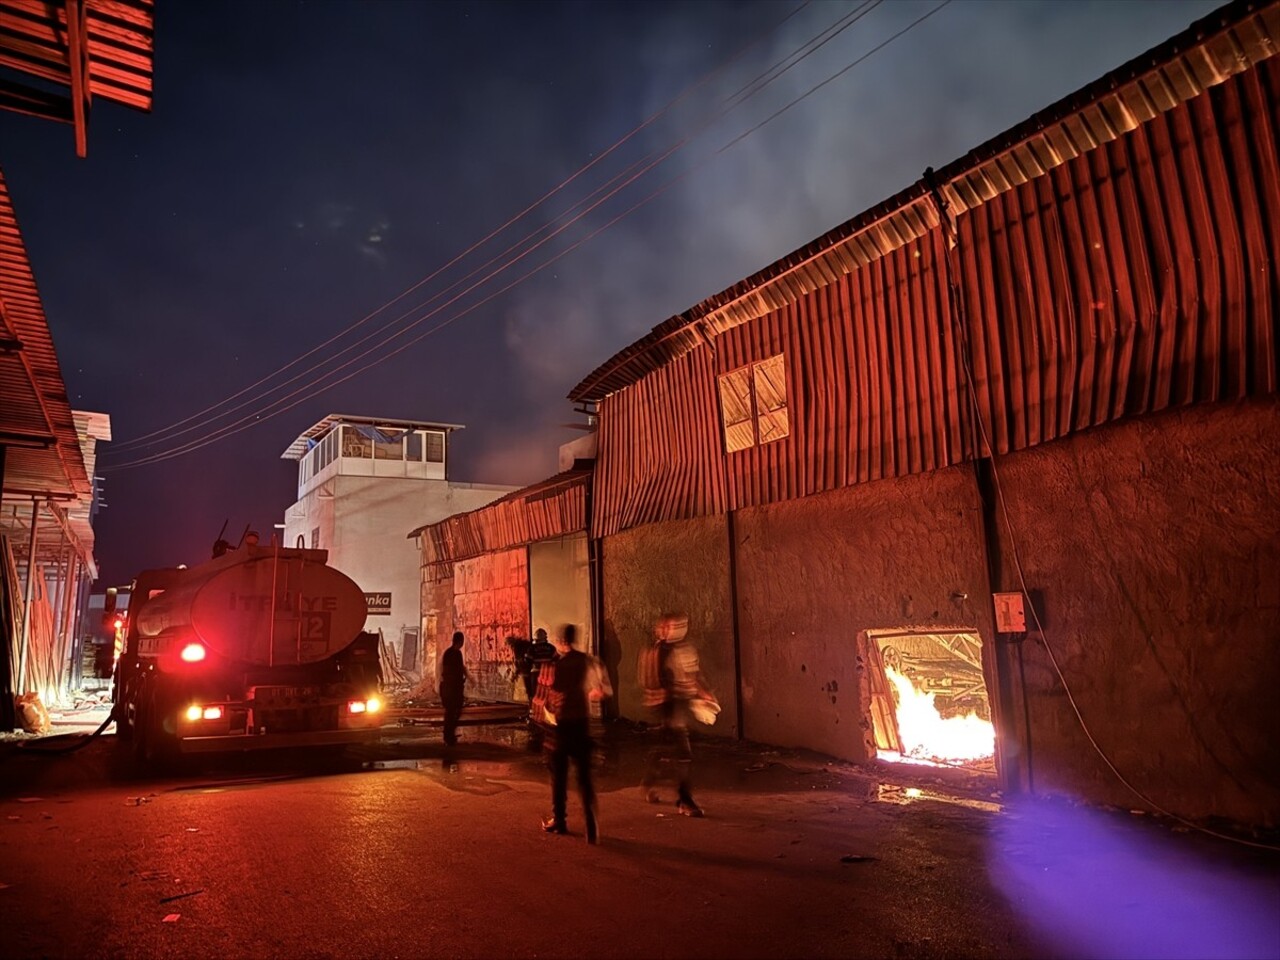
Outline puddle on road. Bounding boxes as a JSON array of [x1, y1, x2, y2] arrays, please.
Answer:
[[875, 783, 1002, 813], [367, 759, 517, 779]]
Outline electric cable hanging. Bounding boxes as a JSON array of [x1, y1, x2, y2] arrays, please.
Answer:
[[106, 0, 886, 462], [923, 168, 1280, 854], [106, 1, 949, 470], [106, 0, 819, 455]]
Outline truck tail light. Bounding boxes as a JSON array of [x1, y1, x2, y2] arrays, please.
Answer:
[[347, 698, 382, 715], [185, 704, 223, 721], [180, 642, 207, 663], [347, 700, 366, 714]]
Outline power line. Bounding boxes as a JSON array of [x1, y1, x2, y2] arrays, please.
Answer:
[[107, 0, 816, 455], [106, 1, 951, 470]]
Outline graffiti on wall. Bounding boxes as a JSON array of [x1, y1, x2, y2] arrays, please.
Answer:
[[453, 548, 528, 701]]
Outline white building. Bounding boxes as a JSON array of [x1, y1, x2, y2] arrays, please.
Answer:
[[281, 414, 517, 680]]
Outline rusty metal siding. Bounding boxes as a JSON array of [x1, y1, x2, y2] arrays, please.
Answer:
[[713, 234, 968, 512], [592, 349, 726, 539], [0, 166, 90, 501], [957, 57, 1280, 457], [420, 472, 589, 566], [586, 10, 1278, 539], [592, 236, 968, 534], [570, 2, 1278, 409]]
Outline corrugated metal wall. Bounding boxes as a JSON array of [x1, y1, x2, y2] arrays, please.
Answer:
[[421, 471, 589, 567], [593, 349, 727, 536], [958, 59, 1279, 456], [592, 56, 1279, 538]]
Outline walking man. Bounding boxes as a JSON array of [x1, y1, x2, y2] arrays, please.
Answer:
[[440, 631, 468, 747], [541, 624, 609, 843], [638, 612, 711, 817]]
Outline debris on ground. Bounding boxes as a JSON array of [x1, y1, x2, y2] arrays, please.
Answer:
[[160, 889, 205, 904], [840, 854, 877, 863]]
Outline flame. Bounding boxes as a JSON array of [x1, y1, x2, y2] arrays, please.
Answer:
[[885, 666, 994, 763]]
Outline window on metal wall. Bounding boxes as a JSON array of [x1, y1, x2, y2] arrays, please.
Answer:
[[425, 431, 445, 463], [717, 353, 789, 452]]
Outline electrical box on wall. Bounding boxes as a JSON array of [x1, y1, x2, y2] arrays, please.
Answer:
[[993, 592, 1026, 633]]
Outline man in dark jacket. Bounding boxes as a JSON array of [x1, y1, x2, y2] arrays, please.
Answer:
[[541, 624, 605, 844], [439, 631, 468, 747]]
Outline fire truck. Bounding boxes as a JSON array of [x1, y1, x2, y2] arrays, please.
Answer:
[[112, 541, 384, 761]]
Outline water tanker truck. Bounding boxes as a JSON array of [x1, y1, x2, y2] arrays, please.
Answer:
[[113, 541, 384, 760]]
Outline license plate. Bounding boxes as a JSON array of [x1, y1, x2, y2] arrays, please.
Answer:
[[253, 685, 320, 705]]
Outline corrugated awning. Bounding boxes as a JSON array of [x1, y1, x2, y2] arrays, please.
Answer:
[[281, 413, 465, 460], [0, 165, 89, 505], [409, 469, 591, 567], [0, 0, 155, 157], [569, 0, 1280, 403], [0, 167, 103, 575]]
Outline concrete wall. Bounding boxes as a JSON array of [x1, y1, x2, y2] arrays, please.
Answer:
[[285, 476, 515, 679], [733, 466, 994, 763], [530, 533, 591, 653], [419, 575, 455, 693], [332, 475, 424, 664], [988, 395, 1280, 825], [601, 514, 738, 737]]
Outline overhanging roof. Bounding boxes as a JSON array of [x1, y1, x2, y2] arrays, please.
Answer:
[[281, 413, 466, 461], [569, 0, 1280, 403], [0, 0, 155, 157], [0, 164, 90, 504], [408, 468, 591, 572]]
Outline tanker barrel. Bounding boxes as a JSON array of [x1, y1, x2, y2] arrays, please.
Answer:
[[134, 551, 368, 665]]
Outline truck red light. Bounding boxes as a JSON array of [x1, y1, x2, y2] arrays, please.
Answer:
[[347, 700, 367, 714], [180, 642, 207, 663]]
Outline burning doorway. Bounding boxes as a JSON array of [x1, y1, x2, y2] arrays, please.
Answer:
[[863, 629, 995, 769]]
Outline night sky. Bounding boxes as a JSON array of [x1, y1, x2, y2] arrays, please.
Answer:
[[0, 0, 1219, 586]]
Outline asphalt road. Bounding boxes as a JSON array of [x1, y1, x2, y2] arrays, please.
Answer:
[[1, 721, 1277, 960]]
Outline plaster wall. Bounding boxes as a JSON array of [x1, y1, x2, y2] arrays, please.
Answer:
[[419, 575, 455, 693], [285, 476, 514, 676], [988, 395, 1280, 825], [601, 515, 738, 737], [530, 534, 591, 652], [733, 468, 993, 762]]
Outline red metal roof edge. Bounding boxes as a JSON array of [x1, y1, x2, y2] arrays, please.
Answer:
[[281, 413, 466, 460], [0, 163, 91, 501], [568, 0, 1278, 403], [405, 467, 592, 542]]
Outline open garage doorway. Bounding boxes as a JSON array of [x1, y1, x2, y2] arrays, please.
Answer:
[[861, 629, 996, 771]]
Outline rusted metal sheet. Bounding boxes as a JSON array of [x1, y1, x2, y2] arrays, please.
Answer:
[[569, 0, 1278, 407], [0, 0, 154, 110], [0, 0, 154, 155], [957, 57, 1279, 457], [416, 470, 590, 566], [0, 166, 90, 503], [582, 2, 1279, 540], [592, 350, 727, 538]]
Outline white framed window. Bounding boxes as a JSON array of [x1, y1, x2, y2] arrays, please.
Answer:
[[424, 430, 445, 463], [717, 353, 789, 453]]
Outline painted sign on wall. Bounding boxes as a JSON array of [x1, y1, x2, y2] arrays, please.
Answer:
[[365, 592, 392, 616]]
